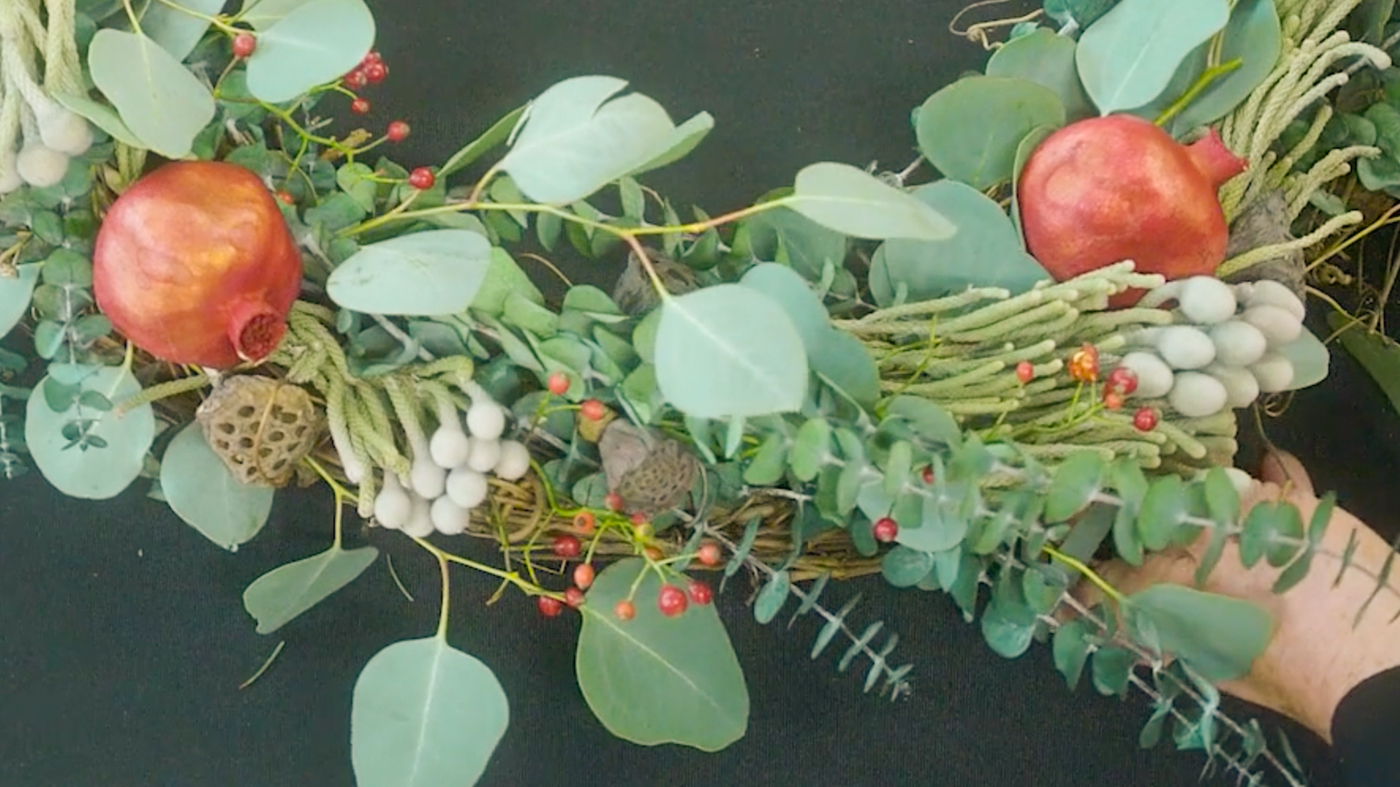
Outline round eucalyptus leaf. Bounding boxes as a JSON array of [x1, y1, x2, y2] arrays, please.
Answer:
[[88, 29, 216, 158], [738, 262, 831, 351], [161, 423, 275, 551], [1043, 450, 1106, 522], [788, 417, 830, 482], [881, 545, 934, 588], [986, 28, 1095, 121], [245, 0, 376, 103], [810, 328, 880, 410], [880, 181, 1050, 303], [577, 559, 749, 751], [915, 75, 1064, 190], [1136, 474, 1190, 551], [243, 545, 379, 634], [352, 637, 509, 787], [1076, 0, 1230, 115], [25, 366, 154, 499], [328, 229, 492, 316], [1125, 585, 1272, 682], [238, 0, 315, 29], [790, 162, 954, 241], [0, 264, 39, 339], [894, 493, 968, 553], [1167, 0, 1282, 134], [980, 582, 1037, 658], [1274, 327, 1329, 390], [142, 0, 225, 60], [655, 286, 808, 418]]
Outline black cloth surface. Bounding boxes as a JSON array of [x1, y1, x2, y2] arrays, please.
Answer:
[[1, 1, 1394, 785], [1334, 666, 1400, 786]]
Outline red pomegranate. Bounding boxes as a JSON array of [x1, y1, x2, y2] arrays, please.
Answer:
[[1017, 115, 1246, 306], [93, 161, 302, 368]]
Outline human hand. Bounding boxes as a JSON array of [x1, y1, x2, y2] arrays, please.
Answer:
[[1078, 451, 1400, 741]]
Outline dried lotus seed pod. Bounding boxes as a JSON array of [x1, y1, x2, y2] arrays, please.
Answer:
[[196, 375, 323, 487]]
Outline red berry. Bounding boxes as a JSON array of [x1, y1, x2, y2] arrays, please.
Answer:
[[359, 50, 382, 68], [1107, 366, 1139, 395], [614, 599, 636, 621], [630, 511, 648, 526], [573, 563, 595, 590], [362, 61, 388, 84], [546, 371, 569, 395], [537, 596, 563, 617], [564, 586, 586, 608], [696, 542, 722, 566], [873, 516, 899, 543], [604, 491, 624, 512], [552, 534, 581, 558], [1103, 391, 1124, 410], [921, 465, 935, 484], [231, 33, 256, 58], [580, 399, 606, 421], [274, 190, 294, 205], [350, 98, 371, 115], [386, 120, 410, 142], [573, 511, 596, 533], [687, 579, 713, 605], [344, 69, 368, 89], [1133, 407, 1158, 432], [1015, 360, 1034, 383], [408, 167, 435, 190], [658, 584, 688, 617]]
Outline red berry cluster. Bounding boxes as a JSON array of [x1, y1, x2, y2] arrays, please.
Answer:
[[344, 50, 389, 90], [339, 51, 411, 143], [1101, 366, 1138, 410]]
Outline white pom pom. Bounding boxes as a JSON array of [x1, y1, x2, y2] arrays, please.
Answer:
[[403, 494, 435, 538], [1118, 351, 1174, 398], [494, 440, 531, 480], [409, 456, 446, 500], [465, 400, 506, 440], [36, 106, 93, 156], [1208, 320, 1267, 367], [16, 142, 69, 187], [466, 438, 501, 474], [372, 474, 411, 529], [446, 466, 489, 509], [430, 495, 470, 535], [429, 422, 471, 469], [1168, 372, 1228, 417]]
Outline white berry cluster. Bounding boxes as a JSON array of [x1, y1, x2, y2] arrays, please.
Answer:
[[1116, 277, 1305, 418], [0, 0, 94, 192], [370, 397, 530, 538]]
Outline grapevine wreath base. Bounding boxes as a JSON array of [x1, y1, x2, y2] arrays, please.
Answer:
[[4, 0, 1400, 786]]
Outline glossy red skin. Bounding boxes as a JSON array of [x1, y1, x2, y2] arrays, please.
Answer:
[[93, 161, 301, 368], [1018, 115, 1245, 305]]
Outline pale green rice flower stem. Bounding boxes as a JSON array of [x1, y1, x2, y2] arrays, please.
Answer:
[[1217, 210, 1362, 278]]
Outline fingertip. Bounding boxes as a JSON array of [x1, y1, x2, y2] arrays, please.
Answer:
[[1259, 450, 1314, 496]]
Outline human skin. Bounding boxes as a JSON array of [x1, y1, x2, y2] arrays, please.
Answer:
[[1079, 451, 1400, 742]]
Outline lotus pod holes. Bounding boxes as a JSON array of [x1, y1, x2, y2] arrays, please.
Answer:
[[196, 376, 323, 487]]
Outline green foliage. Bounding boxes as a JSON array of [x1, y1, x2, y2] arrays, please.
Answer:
[[1161, 0, 1282, 135], [577, 559, 749, 751], [0, 265, 39, 339], [327, 230, 493, 316], [1329, 313, 1400, 417], [245, 0, 376, 103], [788, 162, 954, 240], [89, 30, 215, 158], [986, 29, 1096, 121], [161, 424, 276, 551], [1075, 0, 1229, 114], [25, 366, 154, 500], [915, 75, 1065, 189], [351, 637, 509, 787], [243, 545, 379, 633], [1126, 585, 1272, 681]]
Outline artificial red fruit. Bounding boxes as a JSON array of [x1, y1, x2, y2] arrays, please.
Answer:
[[921, 465, 935, 484], [658, 584, 688, 617], [604, 491, 624, 512], [360, 51, 382, 68], [573, 563, 595, 590], [1015, 360, 1034, 383], [687, 579, 713, 605], [629, 511, 648, 526], [573, 511, 596, 533], [344, 69, 368, 89], [546, 371, 569, 395], [231, 32, 256, 58], [1068, 343, 1099, 383], [1106, 366, 1139, 395], [696, 542, 722, 566], [275, 190, 295, 205], [350, 98, 371, 115], [564, 586, 586, 608], [873, 516, 899, 543], [362, 61, 388, 83], [1133, 407, 1159, 432], [386, 120, 411, 142], [93, 161, 302, 368], [552, 534, 581, 558], [408, 167, 435, 190], [614, 599, 636, 621], [1103, 391, 1124, 410], [1017, 116, 1246, 307], [537, 596, 563, 617], [580, 399, 606, 421]]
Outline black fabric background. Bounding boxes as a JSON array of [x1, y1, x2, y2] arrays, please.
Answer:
[[1, 1, 1392, 785]]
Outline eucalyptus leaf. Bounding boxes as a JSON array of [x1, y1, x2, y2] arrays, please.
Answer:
[[440, 106, 528, 179], [1167, 0, 1282, 133], [1275, 327, 1329, 390], [239, 0, 315, 29], [52, 92, 144, 149], [25, 366, 154, 499], [89, 29, 216, 158], [245, 0, 376, 103], [142, 0, 225, 60], [789, 162, 954, 241], [577, 559, 749, 751], [1075, 0, 1230, 114], [351, 637, 509, 787], [161, 423, 275, 551], [739, 207, 847, 279], [881, 546, 935, 588], [1127, 585, 1272, 681], [327, 230, 491, 316], [655, 286, 808, 418], [754, 571, 792, 623], [986, 29, 1095, 121], [244, 545, 379, 633], [915, 75, 1065, 189], [1329, 314, 1400, 416], [0, 265, 39, 339], [499, 76, 712, 205]]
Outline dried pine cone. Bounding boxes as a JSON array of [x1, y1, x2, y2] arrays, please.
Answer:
[[196, 375, 324, 487], [598, 419, 698, 515]]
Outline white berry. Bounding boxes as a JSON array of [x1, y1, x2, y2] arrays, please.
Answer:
[[466, 438, 501, 474], [409, 456, 446, 500], [465, 400, 506, 440], [430, 495, 470, 535], [1208, 320, 1267, 368], [1168, 371, 1228, 418], [372, 474, 411, 529], [446, 466, 489, 509], [402, 494, 435, 538], [494, 440, 531, 480], [16, 142, 68, 187], [429, 422, 471, 469]]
